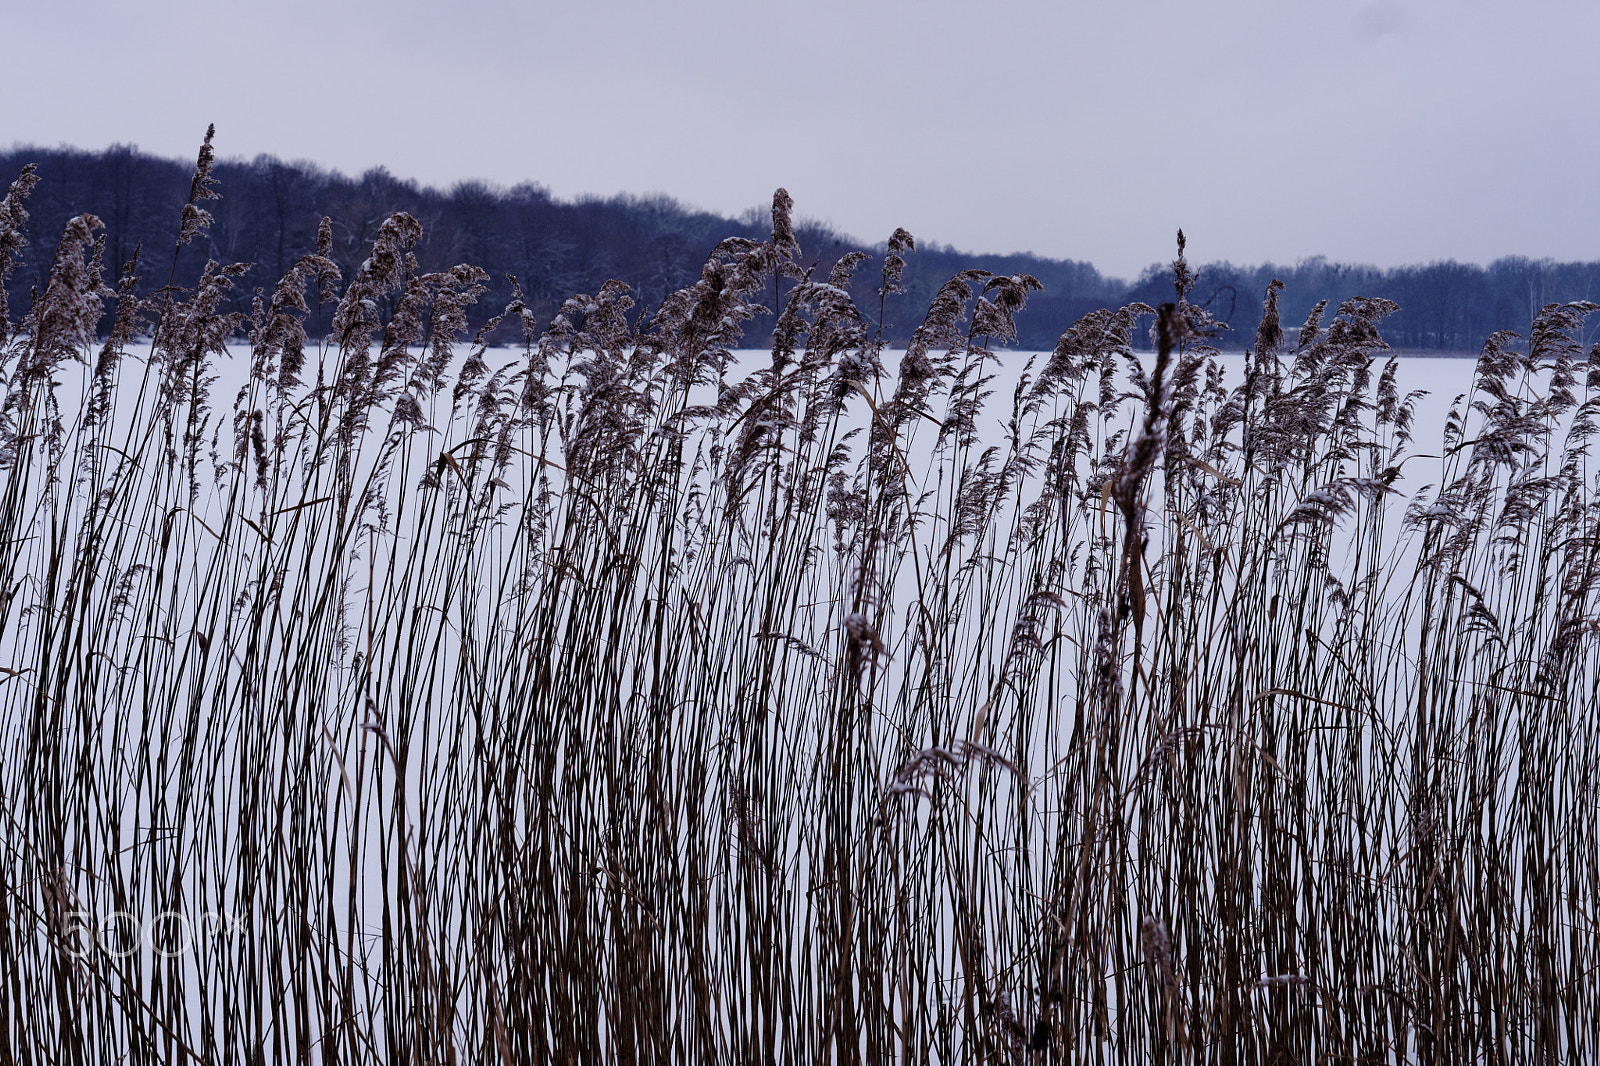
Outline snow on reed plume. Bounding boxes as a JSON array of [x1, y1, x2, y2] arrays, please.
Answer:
[[0, 133, 1596, 1064]]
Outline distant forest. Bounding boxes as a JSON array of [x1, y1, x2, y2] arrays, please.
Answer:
[[4, 143, 1599, 352]]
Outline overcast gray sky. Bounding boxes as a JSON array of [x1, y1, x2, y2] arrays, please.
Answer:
[[7, 0, 1597, 278]]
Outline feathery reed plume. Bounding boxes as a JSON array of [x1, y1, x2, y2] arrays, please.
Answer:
[[178, 123, 220, 247], [86, 246, 142, 429], [0, 163, 41, 346], [879, 737, 1025, 812]]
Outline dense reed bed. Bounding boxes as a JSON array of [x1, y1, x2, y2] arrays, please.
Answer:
[[1, 136, 1596, 1064]]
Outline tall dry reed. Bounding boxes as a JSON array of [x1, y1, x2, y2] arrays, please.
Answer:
[[0, 141, 1595, 1065]]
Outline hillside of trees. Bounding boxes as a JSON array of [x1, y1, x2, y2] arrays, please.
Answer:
[[1122, 255, 1600, 352], [4, 143, 1598, 352]]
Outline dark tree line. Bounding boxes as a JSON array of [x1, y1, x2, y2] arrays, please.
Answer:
[[4, 143, 1597, 352], [0, 144, 1125, 348], [1125, 254, 1600, 353], [0, 144, 780, 338]]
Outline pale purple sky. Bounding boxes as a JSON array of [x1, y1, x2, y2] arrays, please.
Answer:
[[8, 0, 1597, 278]]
